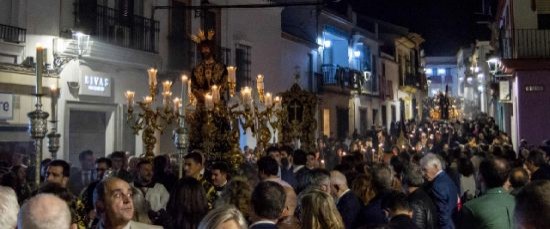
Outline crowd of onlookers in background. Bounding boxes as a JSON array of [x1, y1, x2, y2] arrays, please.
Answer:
[[1, 113, 550, 229]]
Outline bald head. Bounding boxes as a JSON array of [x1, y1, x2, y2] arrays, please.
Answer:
[[0, 186, 19, 229], [330, 170, 349, 198], [18, 194, 71, 229], [282, 187, 297, 216]]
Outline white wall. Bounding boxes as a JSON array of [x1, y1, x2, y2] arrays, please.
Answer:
[[280, 37, 316, 92]]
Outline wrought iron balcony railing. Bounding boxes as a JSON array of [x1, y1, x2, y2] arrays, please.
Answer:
[[318, 64, 378, 94], [0, 24, 26, 44], [502, 29, 550, 59], [74, 1, 159, 53]]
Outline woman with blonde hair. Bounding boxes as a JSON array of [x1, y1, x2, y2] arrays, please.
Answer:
[[299, 188, 344, 229], [215, 176, 253, 221], [351, 173, 376, 205], [198, 205, 248, 229]]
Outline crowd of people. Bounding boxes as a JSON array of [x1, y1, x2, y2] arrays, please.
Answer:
[[1, 114, 550, 229]]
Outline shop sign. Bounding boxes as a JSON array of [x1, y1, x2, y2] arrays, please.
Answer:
[[0, 93, 13, 120], [80, 74, 112, 97], [525, 85, 544, 92]]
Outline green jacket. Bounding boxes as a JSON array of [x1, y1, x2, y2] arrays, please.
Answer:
[[458, 187, 515, 229]]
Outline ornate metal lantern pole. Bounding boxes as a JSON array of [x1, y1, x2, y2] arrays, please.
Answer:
[[28, 44, 49, 187], [47, 86, 61, 159]]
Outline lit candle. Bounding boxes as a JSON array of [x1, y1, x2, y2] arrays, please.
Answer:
[[181, 74, 188, 113], [162, 91, 172, 109], [50, 85, 60, 120], [125, 91, 135, 109], [256, 74, 264, 92], [227, 66, 237, 83], [36, 44, 44, 94], [205, 93, 214, 111], [242, 86, 252, 105], [144, 96, 153, 105], [148, 68, 158, 87], [162, 80, 172, 93], [173, 97, 181, 114], [265, 92, 273, 107], [211, 85, 220, 104]]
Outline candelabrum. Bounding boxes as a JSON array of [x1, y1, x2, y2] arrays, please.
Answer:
[[228, 84, 282, 159], [125, 68, 182, 161]]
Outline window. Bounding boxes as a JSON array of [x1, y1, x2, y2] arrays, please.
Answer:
[[235, 43, 251, 89], [538, 14, 550, 29]]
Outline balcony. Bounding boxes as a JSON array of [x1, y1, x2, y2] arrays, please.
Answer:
[[399, 72, 426, 93], [318, 64, 377, 95], [74, 1, 159, 53], [502, 29, 550, 59], [0, 24, 26, 44]]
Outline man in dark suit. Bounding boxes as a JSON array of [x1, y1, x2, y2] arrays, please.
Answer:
[[330, 170, 361, 229], [420, 153, 458, 229], [69, 150, 95, 195], [249, 181, 286, 229]]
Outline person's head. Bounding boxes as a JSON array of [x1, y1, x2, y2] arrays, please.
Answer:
[[257, 156, 279, 180], [211, 162, 230, 187], [136, 160, 153, 185], [510, 167, 530, 189], [457, 157, 475, 177], [306, 152, 318, 169], [403, 163, 425, 191], [109, 151, 126, 171], [18, 194, 71, 229], [198, 205, 248, 229], [371, 164, 393, 193], [251, 181, 286, 221], [266, 146, 281, 165], [351, 173, 376, 205], [299, 188, 345, 229], [79, 150, 95, 171], [184, 152, 204, 178], [420, 153, 443, 182], [525, 149, 546, 173], [297, 168, 331, 194], [293, 149, 307, 166], [198, 39, 215, 60], [330, 170, 349, 198], [95, 157, 112, 180], [217, 177, 253, 220], [167, 177, 208, 228], [45, 160, 70, 188], [281, 187, 297, 217], [514, 180, 550, 229], [381, 191, 413, 219], [0, 186, 19, 229], [479, 157, 510, 189], [93, 177, 134, 226], [153, 155, 169, 175], [280, 145, 294, 167]]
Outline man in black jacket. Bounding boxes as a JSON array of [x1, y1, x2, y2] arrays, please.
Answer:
[[382, 191, 419, 229], [404, 164, 437, 229]]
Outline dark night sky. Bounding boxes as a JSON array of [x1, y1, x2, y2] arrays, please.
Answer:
[[345, 0, 494, 56]]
